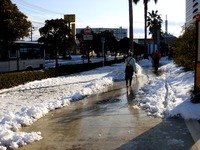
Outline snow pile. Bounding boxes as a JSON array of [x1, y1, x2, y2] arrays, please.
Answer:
[[137, 59, 198, 119], [0, 64, 127, 149]]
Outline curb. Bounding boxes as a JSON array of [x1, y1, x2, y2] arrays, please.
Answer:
[[185, 120, 200, 150]]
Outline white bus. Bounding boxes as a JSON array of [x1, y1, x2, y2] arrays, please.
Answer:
[[0, 41, 45, 73]]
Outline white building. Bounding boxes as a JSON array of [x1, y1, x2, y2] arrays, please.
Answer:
[[186, 0, 200, 26], [76, 27, 127, 41]]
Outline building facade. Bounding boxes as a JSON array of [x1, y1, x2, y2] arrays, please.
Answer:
[[186, 0, 200, 26], [76, 27, 127, 41]]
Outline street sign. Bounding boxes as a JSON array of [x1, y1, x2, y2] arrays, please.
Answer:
[[197, 13, 200, 22], [83, 35, 93, 40], [84, 26, 92, 35], [64, 14, 75, 22]]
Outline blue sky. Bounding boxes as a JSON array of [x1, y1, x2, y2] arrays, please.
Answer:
[[11, 0, 185, 39]]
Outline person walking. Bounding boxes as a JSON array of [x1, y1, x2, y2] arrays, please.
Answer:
[[125, 52, 137, 87], [152, 50, 161, 72]]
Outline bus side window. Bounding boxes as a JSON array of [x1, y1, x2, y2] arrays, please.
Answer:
[[9, 48, 17, 58], [0, 46, 9, 60]]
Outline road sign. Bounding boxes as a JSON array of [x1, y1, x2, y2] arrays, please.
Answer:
[[84, 26, 92, 35], [83, 35, 93, 40], [64, 14, 75, 22], [196, 13, 200, 22]]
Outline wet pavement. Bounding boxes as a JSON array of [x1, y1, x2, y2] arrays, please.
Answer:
[[17, 68, 197, 150]]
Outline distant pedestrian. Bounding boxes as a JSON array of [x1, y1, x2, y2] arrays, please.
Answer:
[[152, 50, 161, 72], [125, 52, 137, 87]]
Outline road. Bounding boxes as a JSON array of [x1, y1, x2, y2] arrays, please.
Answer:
[[44, 55, 123, 68], [18, 67, 196, 150]]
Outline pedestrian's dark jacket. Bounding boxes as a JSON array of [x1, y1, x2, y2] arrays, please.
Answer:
[[152, 51, 161, 62]]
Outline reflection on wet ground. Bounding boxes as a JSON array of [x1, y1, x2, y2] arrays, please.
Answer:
[[18, 67, 195, 150]]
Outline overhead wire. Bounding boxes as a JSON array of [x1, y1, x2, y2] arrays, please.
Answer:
[[11, 0, 65, 39], [11, 0, 89, 39], [12, 0, 64, 24], [12, 0, 64, 15], [11, 0, 88, 26]]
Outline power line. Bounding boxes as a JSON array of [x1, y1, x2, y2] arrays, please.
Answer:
[[12, 0, 64, 15], [11, 0, 90, 29], [11, 0, 65, 29], [12, 0, 64, 25], [10, 0, 93, 39]]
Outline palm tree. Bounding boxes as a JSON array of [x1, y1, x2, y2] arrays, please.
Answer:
[[147, 10, 163, 51], [129, 0, 140, 53], [143, 0, 158, 55]]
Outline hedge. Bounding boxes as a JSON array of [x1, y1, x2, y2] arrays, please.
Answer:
[[0, 58, 124, 90]]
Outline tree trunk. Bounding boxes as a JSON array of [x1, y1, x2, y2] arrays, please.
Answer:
[[144, 3, 147, 54], [56, 47, 59, 68], [129, 0, 134, 53]]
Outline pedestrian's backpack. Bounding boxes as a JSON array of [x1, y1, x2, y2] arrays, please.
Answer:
[[154, 53, 159, 60], [126, 57, 133, 67]]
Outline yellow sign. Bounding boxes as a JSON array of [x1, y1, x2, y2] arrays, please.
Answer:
[[64, 14, 75, 22]]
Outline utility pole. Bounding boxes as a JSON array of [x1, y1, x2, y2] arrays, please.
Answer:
[[30, 26, 35, 41]]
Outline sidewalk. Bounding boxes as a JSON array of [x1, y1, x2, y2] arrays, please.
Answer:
[[186, 120, 200, 150], [18, 81, 197, 150]]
